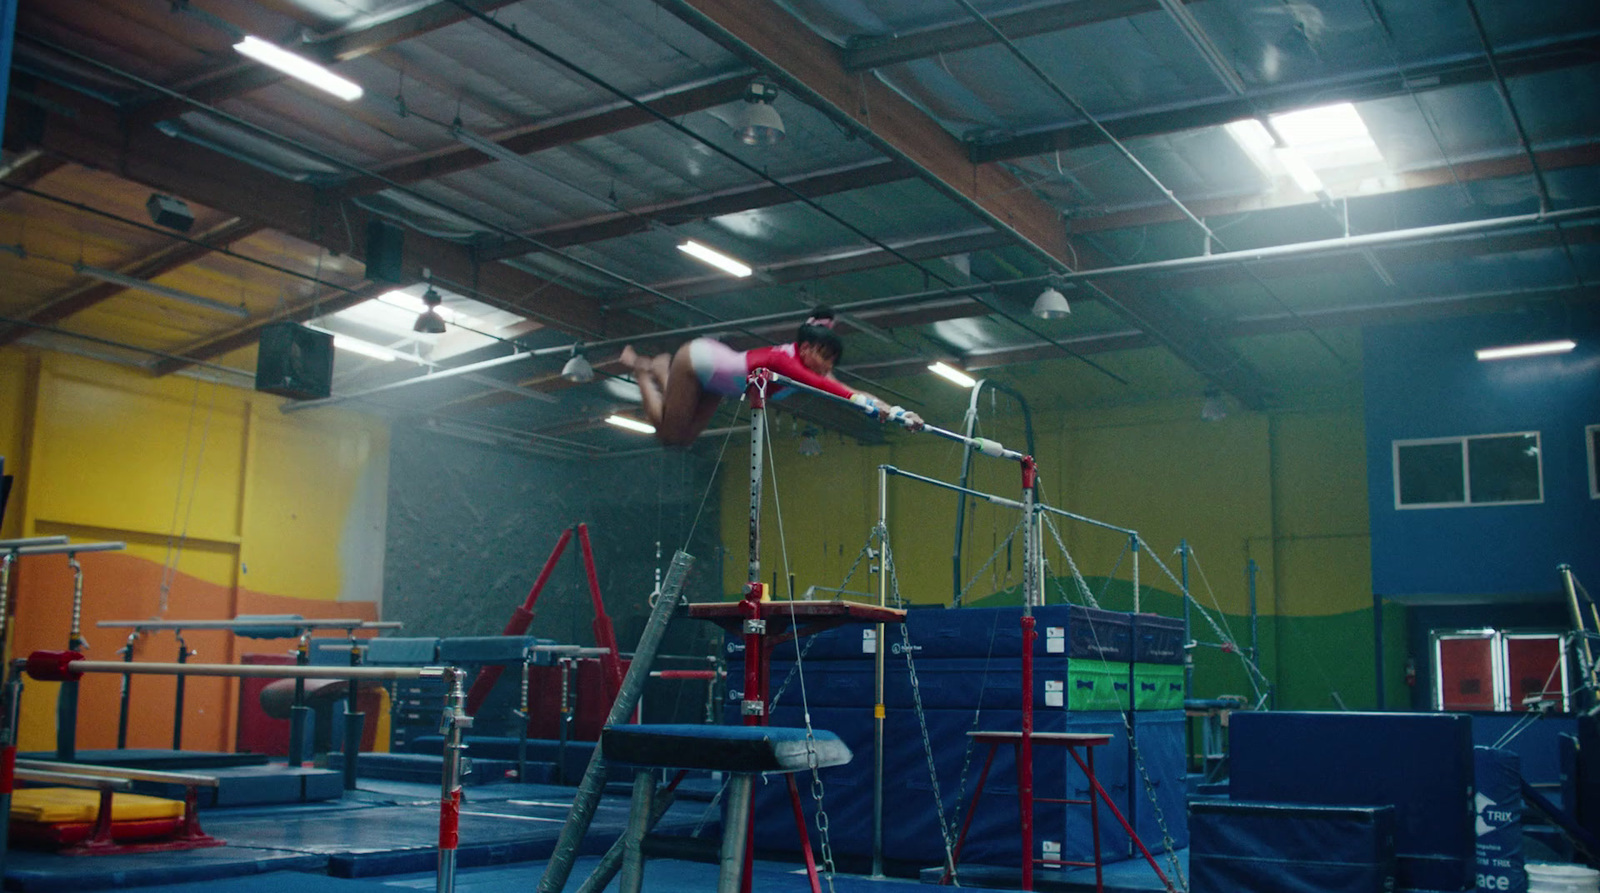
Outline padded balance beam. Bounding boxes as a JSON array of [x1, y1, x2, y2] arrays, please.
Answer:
[[24, 651, 444, 682]]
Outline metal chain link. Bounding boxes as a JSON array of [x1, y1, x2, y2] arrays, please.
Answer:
[[1127, 726, 1189, 891], [1041, 514, 1101, 608], [807, 736, 838, 891]]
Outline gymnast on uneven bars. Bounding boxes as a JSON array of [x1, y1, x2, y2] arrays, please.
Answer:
[[621, 306, 923, 446]]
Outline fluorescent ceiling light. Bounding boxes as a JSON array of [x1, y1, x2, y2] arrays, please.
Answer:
[[678, 240, 753, 278], [1475, 340, 1577, 361], [234, 36, 363, 102], [928, 362, 977, 389], [76, 264, 249, 318], [605, 414, 656, 435]]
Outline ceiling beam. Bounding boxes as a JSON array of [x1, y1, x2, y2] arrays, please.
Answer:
[[18, 83, 618, 340], [0, 217, 262, 348], [843, 0, 1163, 71], [973, 33, 1599, 163], [127, 0, 528, 126], [656, 0, 1275, 410], [479, 157, 912, 260], [340, 73, 753, 196], [150, 280, 390, 376]]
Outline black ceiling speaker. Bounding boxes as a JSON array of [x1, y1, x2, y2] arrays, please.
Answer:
[[365, 218, 406, 284], [145, 193, 196, 232], [255, 322, 334, 401]]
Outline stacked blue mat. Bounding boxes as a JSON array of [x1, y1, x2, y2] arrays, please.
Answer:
[[1221, 711, 1479, 892], [724, 604, 1188, 870]]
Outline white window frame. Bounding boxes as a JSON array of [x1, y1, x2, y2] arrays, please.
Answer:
[[1393, 431, 1544, 510], [1588, 424, 1599, 499]]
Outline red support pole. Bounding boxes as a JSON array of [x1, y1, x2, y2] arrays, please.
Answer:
[[577, 524, 625, 701], [465, 527, 573, 715]]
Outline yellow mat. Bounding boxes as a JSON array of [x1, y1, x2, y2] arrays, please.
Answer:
[[9, 788, 184, 824]]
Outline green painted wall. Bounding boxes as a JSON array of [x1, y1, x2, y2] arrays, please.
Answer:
[[719, 393, 1402, 710]]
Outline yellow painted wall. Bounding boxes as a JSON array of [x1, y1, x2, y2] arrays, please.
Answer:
[[720, 394, 1379, 709], [1, 349, 390, 752]]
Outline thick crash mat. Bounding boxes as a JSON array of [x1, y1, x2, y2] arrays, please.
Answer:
[[8, 788, 187, 848], [1230, 711, 1474, 892], [9, 787, 184, 823], [21, 749, 269, 770]]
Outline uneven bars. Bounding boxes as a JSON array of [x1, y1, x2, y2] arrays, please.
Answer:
[[23, 651, 446, 682], [96, 619, 404, 631], [882, 465, 1026, 509], [767, 372, 1026, 461]]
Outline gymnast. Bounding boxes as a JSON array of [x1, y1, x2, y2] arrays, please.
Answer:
[[621, 307, 922, 446]]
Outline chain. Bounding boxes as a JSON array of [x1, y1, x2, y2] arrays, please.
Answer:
[[1137, 536, 1273, 699], [1127, 727, 1188, 891], [1042, 515, 1100, 607], [807, 732, 838, 891], [883, 533, 961, 877]]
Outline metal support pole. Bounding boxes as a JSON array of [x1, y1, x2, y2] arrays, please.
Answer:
[[719, 773, 755, 893], [1019, 456, 1039, 891], [1, 667, 25, 880], [1130, 534, 1141, 614], [172, 631, 193, 750], [343, 630, 364, 791], [1247, 559, 1259, 667], [516, 654, 531, 783], [288, 631, 311, 766], [871, 464, 888, 877], [1560, 565, 1594, 711], [535, 550, 695, 893], [556, 657, 572, 784], [619, 768, 655, 893], [437, 666, 469, 893], [116, 631, 137, 749], [57, 554, 85, 761], [1180, 540, 1193, 772]]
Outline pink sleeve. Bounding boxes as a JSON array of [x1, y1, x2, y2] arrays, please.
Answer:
[[745, 345, 855, 400]]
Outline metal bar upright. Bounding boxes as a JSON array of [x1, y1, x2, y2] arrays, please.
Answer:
[[343, 629, 364, 791], [437, 667, 468, 893], [872, 464, 888, 877], [288, 631, 311, 766], [1561, 564, 1597, 708], [116, 632, 137, 749], [1247, 559, 1259, 666], [57, 554, 85, 761], [1019, 456, 1039, 891], [172, 631, 191, 749]]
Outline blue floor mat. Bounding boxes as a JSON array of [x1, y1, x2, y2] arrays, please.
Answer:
[[71, 871, 400, 893], [365, 855, 934, 891], [923, 849, 1190, 892], [1, 846, 327, 893]]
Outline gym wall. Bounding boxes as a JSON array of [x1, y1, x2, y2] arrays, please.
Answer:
[[720, 380, 1395, 712], [0, 349, 389, 752]]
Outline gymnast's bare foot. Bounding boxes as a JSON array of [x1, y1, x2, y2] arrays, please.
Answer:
[[620, 345, 640, 370]]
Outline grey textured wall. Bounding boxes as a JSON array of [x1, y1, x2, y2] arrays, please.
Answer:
[[383, 424, 727, 718]]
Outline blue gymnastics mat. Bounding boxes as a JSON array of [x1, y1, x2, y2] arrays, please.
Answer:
[[74, 872, 400, 893], [370, 855, 934, 892], [1, 846, 327, 892]]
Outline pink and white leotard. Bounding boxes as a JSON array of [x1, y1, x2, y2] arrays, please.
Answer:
[[687, 338, 854, 400]]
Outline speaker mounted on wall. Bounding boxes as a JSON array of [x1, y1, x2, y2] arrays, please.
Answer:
[[255, 321, 334, 400], [365, 218, 406, 283]]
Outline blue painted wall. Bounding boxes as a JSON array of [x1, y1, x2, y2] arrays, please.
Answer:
[[1365, 308, 1600, 600]]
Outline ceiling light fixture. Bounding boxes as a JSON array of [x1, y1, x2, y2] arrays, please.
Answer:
[[1032, 285, 1072, 319], [560, 347, 595, 383], [75, 264, 249, 318], [929, 362, 977, 389], [605, 414, 656, 435], [1475, 340, 1577, 362], [328, 334, 397, 362], [233, 36, 363, 102], [677, 240, 753, 278], [413, 287, 448, 334], [728, 78, 785, 146]]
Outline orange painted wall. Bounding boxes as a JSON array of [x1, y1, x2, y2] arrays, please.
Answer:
[[2, 349, 390, 753]]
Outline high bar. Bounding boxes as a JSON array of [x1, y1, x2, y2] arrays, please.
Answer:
[[767, 372, 1025, 462], [881, 465, 1026, 509]]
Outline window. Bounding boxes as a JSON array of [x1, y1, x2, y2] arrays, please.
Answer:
[[1394, 432, 1543, 509], [1589, 425, 1599, 499]]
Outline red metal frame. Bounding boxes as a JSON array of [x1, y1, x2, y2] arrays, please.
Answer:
[[66, 784, 223, 856], [465, 527, 573, 715]]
